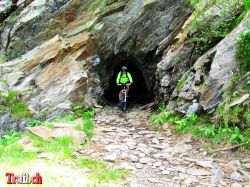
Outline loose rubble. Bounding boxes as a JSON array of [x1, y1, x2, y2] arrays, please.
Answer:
[[75, 106, 250, 186]]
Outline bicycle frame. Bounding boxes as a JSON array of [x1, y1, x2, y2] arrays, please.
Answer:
[[120, 84, 128, 111], [121, 85, 127, 103]]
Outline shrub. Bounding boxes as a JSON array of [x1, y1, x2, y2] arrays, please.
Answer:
[[0, 89, 32, 120], [190, 0, 245, 49], [236, 24, 250, 73], [151, 102, 250, 148]]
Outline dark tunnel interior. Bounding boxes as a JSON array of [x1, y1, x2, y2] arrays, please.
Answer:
[[101, 56, 153, 105]]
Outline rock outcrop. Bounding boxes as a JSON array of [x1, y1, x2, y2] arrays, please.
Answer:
[[0, 31, 101, 117], [0, 111, 27, 137], [0, 0, 249, 122], [165, 14, 250, 114], [0, 0, 192, 118]]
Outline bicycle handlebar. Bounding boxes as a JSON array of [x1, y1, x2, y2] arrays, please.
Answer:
[[117, 83, 132, 86]]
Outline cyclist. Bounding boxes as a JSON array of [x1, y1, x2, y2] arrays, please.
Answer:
[[116, 66, 133, 102]]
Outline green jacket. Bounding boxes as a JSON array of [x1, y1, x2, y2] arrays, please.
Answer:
[[116, 71, 133, 84]]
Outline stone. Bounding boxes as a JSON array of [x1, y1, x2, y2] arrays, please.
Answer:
[[26, 126, 54, 139], [119, 162, 136, 170], [212, 168, 225, 184], [196, 160, 214, 168], [241, 170, 250, 182], [105, 144, 128, 152], [187, 103, 199, 114], [137, 143, 147, 148], [0, 0, 12, 22], [153, 162, 162, 167], [151, 138, 160, 144], [229, 171, 243, 182], [104, 153, 118, 162], [229, 94, 249, 107], [172, 143, 193, 154], [139, 157, 155, 164], [37, 152, 54, 160], [187, 168, 211, 176], [1, 31, 95, 118], [135, 163, 143, 169], [0, 112, 28, 137], [138, 147, 151, 154], [148, 178, 159, 183], [153, 153, 162, 159], [231, 183, 242, 187], [162, 170, 171, 175], [26, 126, 86, 142], [138, 153, 146, 158], [242, 163, 250, 169], [130, 155, 139, 162], [228, 160, 241, 168], [162, 153, 173, 161], [198, 16, 250, 112]]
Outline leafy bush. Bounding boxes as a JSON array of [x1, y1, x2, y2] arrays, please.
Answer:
[[28, 119, 42, 127], [151, 103, 250, 148], [215, 91, 249, 128], [151, 105, 201, 134], [236, 24, 250, 73], [0, 89, 32, 120], [190, 0, 245, 49]]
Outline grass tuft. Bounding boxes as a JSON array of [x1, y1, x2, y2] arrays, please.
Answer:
[[78, 158, 128, 182]]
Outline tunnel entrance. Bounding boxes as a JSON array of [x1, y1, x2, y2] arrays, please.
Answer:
[[98, 55, 153, 105]]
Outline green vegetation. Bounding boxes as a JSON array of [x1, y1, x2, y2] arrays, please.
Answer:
[[0, 88, 32, 120], [52, 113, 76, 122], [51, 103, 96, 138], [0, 144, 37, 165], [83, 117, 95, 138], [236, 21, 250, 73], [43, 121, 54, 128], [84, 0, 106, 12], [0, 130, 22, 148], [151, 101, 250, 148], [176, 71, 190, 93], [71, 103, 96, 138], [28, 133, 75, 160], [5, 49, 22, 60], [78, 158, 128, 182], [0, 131, 36, 165], [0, 55, 9, 63], [73, 110, 96, 139], [27, 119, 42, 127], [215, 91, 249, 127], [190, 0, 250, 49], [0, 130, 128, 183]]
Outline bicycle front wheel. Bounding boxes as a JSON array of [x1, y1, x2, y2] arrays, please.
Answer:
[[121, 101, 126, 111]]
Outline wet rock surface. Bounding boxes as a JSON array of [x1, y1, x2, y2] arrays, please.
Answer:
[[74, 106, 250, 186]]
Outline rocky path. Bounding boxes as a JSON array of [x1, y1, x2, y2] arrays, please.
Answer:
[[77, 106, 250, 187]]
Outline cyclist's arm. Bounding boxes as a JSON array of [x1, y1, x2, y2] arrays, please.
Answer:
[[116, 72, 121, 85], [128, 72, 133, 84]]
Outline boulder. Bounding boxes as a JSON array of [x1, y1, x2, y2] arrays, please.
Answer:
[[0, 0, 13, 22], [164, 13, 250, 113], [0, 31, 98, 117], [0, 111, 28, 137]]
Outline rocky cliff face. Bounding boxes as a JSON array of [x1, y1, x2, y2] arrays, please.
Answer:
[[0, 0, 249, 124]]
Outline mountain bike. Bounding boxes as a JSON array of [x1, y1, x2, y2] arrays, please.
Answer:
[[118, 84, 129, 111]]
